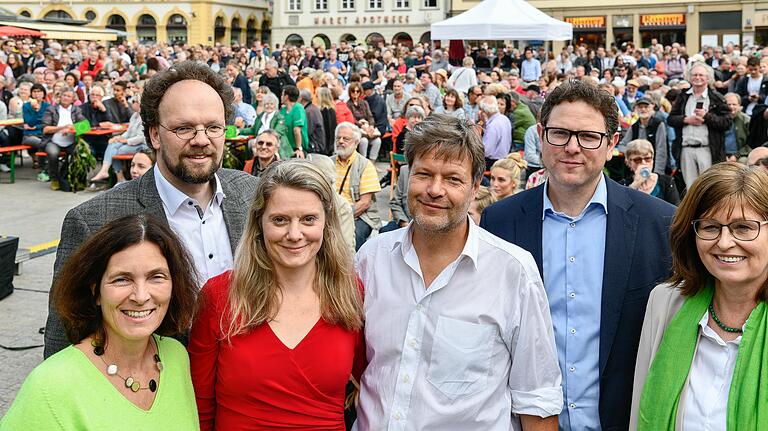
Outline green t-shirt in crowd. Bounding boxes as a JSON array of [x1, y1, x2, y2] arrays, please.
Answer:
[[281, 102, 309, 152], [0, 335, 199, 431]]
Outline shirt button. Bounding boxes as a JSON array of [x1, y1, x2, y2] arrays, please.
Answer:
[[202, 220, 206, 224], [403, 374, 410, 383], [569, 366, 576, 373], [394, 411, 401, 420], [569, 256, 575, 262], [208, 253, 214, 259], [416, 304, 423, 311], [570, 328, 577, 334], [409, 339, 418, 348], [569, 292, 576, 299], [569, 222, 576, 228], [188, 201, 193, 205], [569, 403, 576, 409]]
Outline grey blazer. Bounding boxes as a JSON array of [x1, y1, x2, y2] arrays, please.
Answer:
[[43, 167, 258, 358]]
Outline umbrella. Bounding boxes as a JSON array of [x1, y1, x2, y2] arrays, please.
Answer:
[[0, 26, 44, 38]]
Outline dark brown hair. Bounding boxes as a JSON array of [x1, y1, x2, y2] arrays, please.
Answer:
[[669, 162, 768, 301], [54, 214, 200, 344], [140, 60, 234, 145], [540, 79, 620, 136], [405, 113, 485, 183]]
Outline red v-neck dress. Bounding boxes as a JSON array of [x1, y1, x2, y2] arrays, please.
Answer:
[[189, 271, 366, 431]]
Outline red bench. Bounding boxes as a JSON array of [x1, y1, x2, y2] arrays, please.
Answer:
[[0, 145, 32, 183]]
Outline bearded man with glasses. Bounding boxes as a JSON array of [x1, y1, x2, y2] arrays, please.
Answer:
[[43, 61, 259, 359], [482, 80, 676, 431], [243, 130, 280, 178]]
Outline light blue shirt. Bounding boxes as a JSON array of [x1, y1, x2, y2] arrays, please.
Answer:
[[235, 102, 257, 127], [482, 112, 512, 161], [541, 174, 607, 431], [521, 58, 542, 82], [523, 124, 542, 168]]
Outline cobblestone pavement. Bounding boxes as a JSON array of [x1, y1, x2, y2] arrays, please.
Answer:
[[0, 156, 392, 416]]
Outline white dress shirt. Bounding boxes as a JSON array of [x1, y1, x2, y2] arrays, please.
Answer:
[[354, 218, 563, 431], [153, 165, 234, 286], [681, 312, 742, 431]]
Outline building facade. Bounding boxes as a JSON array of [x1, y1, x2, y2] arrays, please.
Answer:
[[0, 0, 270, 46], [271, 0, 449, 49], [449, 0, 768, 53]]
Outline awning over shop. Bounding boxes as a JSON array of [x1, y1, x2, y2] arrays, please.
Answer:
[[0, 26, 43, 38], [0, 20, 118, 41]]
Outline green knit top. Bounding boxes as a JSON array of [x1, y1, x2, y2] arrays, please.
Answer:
[[0, 335, 199, 430]]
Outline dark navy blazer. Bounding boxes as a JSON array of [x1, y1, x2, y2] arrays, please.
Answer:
[[480, 176, 675, 431]]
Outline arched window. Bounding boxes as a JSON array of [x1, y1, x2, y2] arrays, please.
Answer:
[[246, 19, 258, 47], [44, 10, 73, 21], [167, 14, 188, 45], [106, 14, 126, 32], [231, 18, 241, 45], [365, 32, 384, 48], [214, 16, 226, 44], [392, 32, 413, 47], [285, 34, 304, 47], [311, 34, 330, 49], [137, 14, 157, 44]]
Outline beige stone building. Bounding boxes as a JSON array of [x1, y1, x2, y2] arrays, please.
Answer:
[[0, 0, 271, 46], [450, 0, 768, 52]]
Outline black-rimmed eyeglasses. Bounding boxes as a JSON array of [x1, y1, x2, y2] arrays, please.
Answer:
[[692, 219, 768, 241], [159, 124, 225, 140], [543, 127, 609, 150]]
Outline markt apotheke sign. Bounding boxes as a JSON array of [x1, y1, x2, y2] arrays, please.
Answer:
[[313, 15, 411, 25]]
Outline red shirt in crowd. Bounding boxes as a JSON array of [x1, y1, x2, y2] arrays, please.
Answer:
[[189, 271, 366, 431]]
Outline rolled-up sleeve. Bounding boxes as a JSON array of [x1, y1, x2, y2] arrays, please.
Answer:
[[507, 271, 563, 417]]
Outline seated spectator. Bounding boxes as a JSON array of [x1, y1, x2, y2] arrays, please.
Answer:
[[463, 85, 484, 122], [385, 79, 410, 125], [103, 80, 132, 123], [434, 88, 466, 119], [621, 139, 680, 205], [80, 85, 115, 161], [129, 147, 154, 180], [238, 93, 291, 159], [22, 83, 50, 177], [495, 92, 516, 143], [347, 82, 381, 161], [331, 85, 355, 125], [508, 91, 536, 149], [395, 105, 425, 155], [362, 81, 388, 138], [42, 89, 85, 191], [380, 164, 411, 234], [300, 89, 326, 155], [233, 87, 257, 128], [242, 130, 280, 178], [523, 123, 543, 177], [1, 215, 199, 429], [490, 152, 526, 200], [90, 93, 146, 183], [468, 185, 497, 224], [332, 122, 381, 250], [391, 96, 425, 146]]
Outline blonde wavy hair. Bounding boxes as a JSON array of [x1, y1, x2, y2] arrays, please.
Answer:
[[491, 152, 527, 189], [223, 160, 363, 340]]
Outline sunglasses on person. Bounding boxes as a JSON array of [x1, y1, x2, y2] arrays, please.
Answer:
[[350, 89, 361, 94], [629, 155, 653, 164]]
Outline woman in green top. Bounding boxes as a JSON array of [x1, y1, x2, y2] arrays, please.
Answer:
[[630, 163, 768, 431], [238, 92, 293, 160], [1, 215, 200, 431]]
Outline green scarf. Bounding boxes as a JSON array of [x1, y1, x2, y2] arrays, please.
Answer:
[[638, 282, 768, 430]]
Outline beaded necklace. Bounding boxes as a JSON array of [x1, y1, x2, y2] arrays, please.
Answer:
[[92, 336, 164, 392]]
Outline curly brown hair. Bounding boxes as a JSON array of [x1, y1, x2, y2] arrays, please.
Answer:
[[140, 60, 234, 146], [54, 214, 200, 344]]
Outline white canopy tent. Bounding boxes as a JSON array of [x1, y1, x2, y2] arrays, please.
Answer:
[[430, 0, 572, 41]]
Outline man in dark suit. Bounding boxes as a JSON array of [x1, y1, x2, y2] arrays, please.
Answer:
[[481, 80, 675, 431], [44, 61, 258, 358]]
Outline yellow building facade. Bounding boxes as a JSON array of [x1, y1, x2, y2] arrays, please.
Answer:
[[0, 0, 271, 46], [450, 0, 768, 52]]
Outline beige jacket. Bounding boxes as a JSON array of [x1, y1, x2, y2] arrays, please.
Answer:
[[629, 283, 693, 431]]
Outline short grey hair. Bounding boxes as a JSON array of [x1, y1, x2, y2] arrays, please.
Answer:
[[405, 105, 425, 119], [626, 139, 655, 157], [256, 129, 281, 144], [687, 61, 715, 85], [299, 89, 313, 103], [262, 92, 279, 107], [335, 122, 362, 143], [265, 59, 279, 69], [478, 96, 499, 115]]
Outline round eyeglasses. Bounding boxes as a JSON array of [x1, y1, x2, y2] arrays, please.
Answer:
[[543, 127, 609, 150], [160, 124, 225, 140], [692, 219, 768, 242]]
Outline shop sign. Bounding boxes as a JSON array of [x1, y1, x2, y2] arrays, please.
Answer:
[[314, 15, 410, 25], [612, 15, 633, 28], [565, 16, 606, 29], [640, 14, 685, 27]]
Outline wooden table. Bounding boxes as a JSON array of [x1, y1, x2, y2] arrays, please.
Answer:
[[83, 125, 128, 136], [226, 135, 252, 144]]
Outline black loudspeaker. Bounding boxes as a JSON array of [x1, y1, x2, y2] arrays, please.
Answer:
[[0, 236, 19, 300]]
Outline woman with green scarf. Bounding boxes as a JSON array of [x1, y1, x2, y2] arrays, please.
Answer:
[[630, 162, 768, 431]]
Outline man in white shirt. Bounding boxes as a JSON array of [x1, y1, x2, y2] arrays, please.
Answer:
[[43, 61, 258, 358], [354, 113, 562, 431], [41, 89, 86, 191]]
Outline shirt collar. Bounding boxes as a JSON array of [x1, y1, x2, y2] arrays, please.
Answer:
[[336, 151, 357, 167], [153, 164, 225, 216], [391, 215, 479, 270], [542, 173, 608, 221], [686, 86, 709, 98]]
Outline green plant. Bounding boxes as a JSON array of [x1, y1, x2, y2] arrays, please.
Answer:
[[222, 145, 241, 170], [67, 138, 97, 192]]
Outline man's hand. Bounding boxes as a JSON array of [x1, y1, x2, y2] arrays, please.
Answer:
[[294, 148, 304, 159], [684, 114, 704, 126]]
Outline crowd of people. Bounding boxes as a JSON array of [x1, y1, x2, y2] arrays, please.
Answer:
[[0, 35, 767, 431]]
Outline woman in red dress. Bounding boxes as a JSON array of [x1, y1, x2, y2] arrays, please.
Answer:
[[189, 159, 365, 431]]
